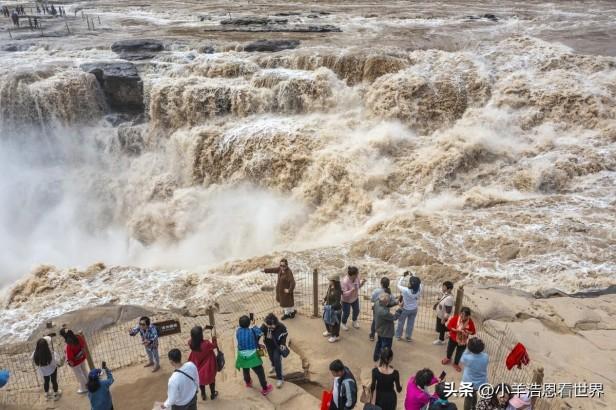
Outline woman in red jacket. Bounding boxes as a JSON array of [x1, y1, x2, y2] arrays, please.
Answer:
[[188, 326, 218, 401], [60, 328, 89, 394], [441, 307, 476, 372]]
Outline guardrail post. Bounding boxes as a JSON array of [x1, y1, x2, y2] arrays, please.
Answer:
[[531, 367, 544, 407], [454, 285, 464, 316], [312, 269, 319, 317], [78, 331, 95, 371]]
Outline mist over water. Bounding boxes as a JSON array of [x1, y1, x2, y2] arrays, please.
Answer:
[[1, 0, 616, 341]]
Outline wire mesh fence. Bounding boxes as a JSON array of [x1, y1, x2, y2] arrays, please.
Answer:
[[1, 266, 560, 408]]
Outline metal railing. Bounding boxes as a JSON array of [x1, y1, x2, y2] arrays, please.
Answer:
[[1, 266, 559, 408]]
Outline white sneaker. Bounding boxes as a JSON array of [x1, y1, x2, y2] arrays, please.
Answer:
[[433, 339, 445, 345], [328, 336, 339, 343], [276, 380, 284, 388], [77, 389, 87, 394], [341, 323, 349, 331], [352, 321, 360, 329], [269, 368, 276, 375], [53, 390, 62, 401], [45, 391, 53, 400], [323, 331, 331, 337]]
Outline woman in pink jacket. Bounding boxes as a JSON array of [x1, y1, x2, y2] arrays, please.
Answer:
[[404, 368, 439, 410]]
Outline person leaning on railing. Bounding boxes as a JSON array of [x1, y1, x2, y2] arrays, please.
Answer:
[[263, 258, 296, 320]]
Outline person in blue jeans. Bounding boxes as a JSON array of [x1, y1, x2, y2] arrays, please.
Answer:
[[87, 364, 114, 410], [460, 337, 489, 410], [369, 277, 396, 341], [373, 293, 402, 362], [396, 272, 421, 341]]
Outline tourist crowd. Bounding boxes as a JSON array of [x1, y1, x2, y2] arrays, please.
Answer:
[[3, 258, 534, 410]]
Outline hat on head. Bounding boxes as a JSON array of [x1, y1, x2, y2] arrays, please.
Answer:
[[88, 368, 102, 379], [327, 272, 340, 282], [0, 370, 9, 388], [508, 392, 531, 408]]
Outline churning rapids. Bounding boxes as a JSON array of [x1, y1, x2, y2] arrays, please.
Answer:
[[1, 0, 615, 342]]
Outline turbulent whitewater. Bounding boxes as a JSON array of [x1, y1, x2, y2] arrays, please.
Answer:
[[1, 0, 615, 342]]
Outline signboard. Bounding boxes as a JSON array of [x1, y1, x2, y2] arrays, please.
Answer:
[[154, 319, 181, 337]]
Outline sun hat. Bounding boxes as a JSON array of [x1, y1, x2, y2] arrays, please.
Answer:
[[327, 272, 340, 282], [88, 368, 102, 379], [508, 392, 531, 408]]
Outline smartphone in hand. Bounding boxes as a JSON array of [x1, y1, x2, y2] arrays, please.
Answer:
[[249, 313, 254, 322], [439, 370, 446, 381], [102, 361, 107, 369], [205, 325, 214, 330]]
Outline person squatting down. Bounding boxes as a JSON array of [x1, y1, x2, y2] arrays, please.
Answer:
[[129, 316, 160, 372]]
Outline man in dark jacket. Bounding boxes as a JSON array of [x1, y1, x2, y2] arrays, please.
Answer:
[[329, 360, 357, 410], [260, 313, 288, 388]]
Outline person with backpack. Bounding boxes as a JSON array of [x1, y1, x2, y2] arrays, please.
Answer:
[[323, 273, 343, 343], [396, 272, 422, 342], [128, 316, 160, 372], [329, 359, 357, 410], [87, 363, 114, 410], [60, 327, 88, 394], [260, 313, 289, 388], [433, 281, 455, 345], [460, 338, 489, 410], [162, 349, 198, 410], [235, 315, 273, 396], [187, 326, 218, 401], [263, 258, 296, 320], [442, 307, 476, 372], [32, 336, 62, 401], [369, 277, 396, 341]]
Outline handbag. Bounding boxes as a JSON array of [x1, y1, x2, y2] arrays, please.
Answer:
[[216, 349, 225, 371], [360, 385, 372, 404], [271, 328, 290, 358]]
